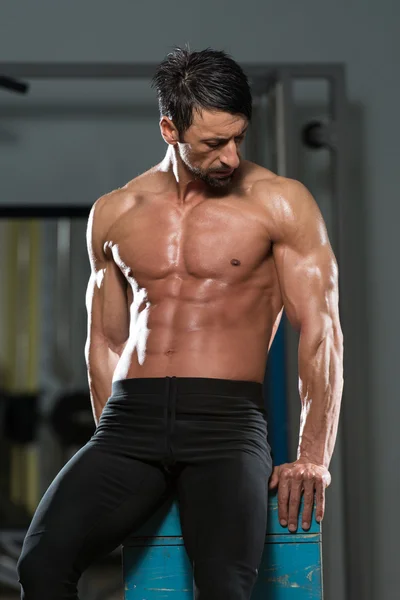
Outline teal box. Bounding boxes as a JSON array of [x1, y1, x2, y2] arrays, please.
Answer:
[[123, 492, 322, 599]]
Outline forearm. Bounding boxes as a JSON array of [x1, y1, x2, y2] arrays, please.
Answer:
[[85, 335, 122, 426], [297, 325, 344, 468]]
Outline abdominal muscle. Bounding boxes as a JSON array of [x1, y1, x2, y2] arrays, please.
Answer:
[[112, 290, 277, 384]]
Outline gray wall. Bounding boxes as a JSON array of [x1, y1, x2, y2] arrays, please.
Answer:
[[1, 2, 398, 599]]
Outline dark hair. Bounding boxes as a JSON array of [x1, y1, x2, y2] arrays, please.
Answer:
[[151, 46, 252, 136]]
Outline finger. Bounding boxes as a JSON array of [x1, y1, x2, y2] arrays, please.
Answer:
[[277, 471, 290, 526], [301, 477, 315, 530], [288, 479, 303, 532], [315, 479, 326, 523]]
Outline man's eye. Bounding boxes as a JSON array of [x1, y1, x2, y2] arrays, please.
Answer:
[[207, 142, 221, 149]]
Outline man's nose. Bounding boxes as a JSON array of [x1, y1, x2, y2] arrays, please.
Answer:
[[220, 141, 240, 170]]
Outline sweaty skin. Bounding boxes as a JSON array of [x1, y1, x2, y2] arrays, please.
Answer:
[[86, 162, 285, 400], [85, 155, 343, 533]]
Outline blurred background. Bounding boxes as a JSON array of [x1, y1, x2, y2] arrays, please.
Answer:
[[0, 1, 398, 599]]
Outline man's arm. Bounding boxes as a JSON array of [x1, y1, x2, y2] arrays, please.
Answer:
[[265, 178, 344, 530], [85, 196, 130, 426]]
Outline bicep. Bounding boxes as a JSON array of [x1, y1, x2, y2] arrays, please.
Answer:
[[273, 240, 339, 335], [86, 261, 130, 347], [270, 181, 340, 334], [85, 198, 130, 347]]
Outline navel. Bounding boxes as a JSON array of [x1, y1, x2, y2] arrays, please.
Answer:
[[230, 258, 241, 266]]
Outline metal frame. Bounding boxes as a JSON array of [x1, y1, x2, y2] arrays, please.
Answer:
[[0, 62, 344, 80], [258, 65, 349, 600], [240, 63, 349, 600], [0, 206, 90, 218]]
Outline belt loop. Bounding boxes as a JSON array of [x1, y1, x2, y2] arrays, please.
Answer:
[[171, 376, 177, 426], [165, 376, 170, 422]]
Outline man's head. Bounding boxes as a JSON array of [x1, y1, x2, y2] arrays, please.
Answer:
[[152, 46, 252, 188]]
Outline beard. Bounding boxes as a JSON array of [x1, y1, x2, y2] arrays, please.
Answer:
[[190, 166, 234, 189], [181, 155, 234, 189]]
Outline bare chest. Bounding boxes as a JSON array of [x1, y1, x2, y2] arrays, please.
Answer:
[[108, 198, 272, 285]]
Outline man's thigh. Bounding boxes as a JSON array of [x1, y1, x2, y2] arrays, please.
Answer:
[[176, 452, 270, 569], [20, 441, 171, 571]]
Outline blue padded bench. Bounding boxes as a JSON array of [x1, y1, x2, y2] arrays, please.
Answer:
[[122, 491, 322, 599]]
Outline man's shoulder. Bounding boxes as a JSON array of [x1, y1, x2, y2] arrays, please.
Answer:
[[243, 161, 307, 201], [244, 163, 313, 211], [243, 162, 320, 240], [91, 167, 160, 222]]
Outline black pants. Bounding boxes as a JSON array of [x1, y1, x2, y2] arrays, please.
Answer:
[[17, 376, 273, 600]]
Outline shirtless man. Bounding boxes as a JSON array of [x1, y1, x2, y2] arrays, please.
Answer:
[[17, 47, 343, 600]]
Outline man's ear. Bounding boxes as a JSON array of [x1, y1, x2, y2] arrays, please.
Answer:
[[160, 116, 179, 145]]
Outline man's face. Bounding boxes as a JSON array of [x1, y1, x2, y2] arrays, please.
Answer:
[[178, 109, 248, 189]]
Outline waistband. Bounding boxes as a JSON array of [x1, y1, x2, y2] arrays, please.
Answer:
[[111, 376, 263, 404]]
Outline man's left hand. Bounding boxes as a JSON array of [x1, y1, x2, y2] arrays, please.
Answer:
[[268, 458, 331, 532]]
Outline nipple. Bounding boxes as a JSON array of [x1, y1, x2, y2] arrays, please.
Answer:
[[231, 258, 241, 266]]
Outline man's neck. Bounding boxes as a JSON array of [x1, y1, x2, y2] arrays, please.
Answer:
[[158, 147, 207, 203]]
